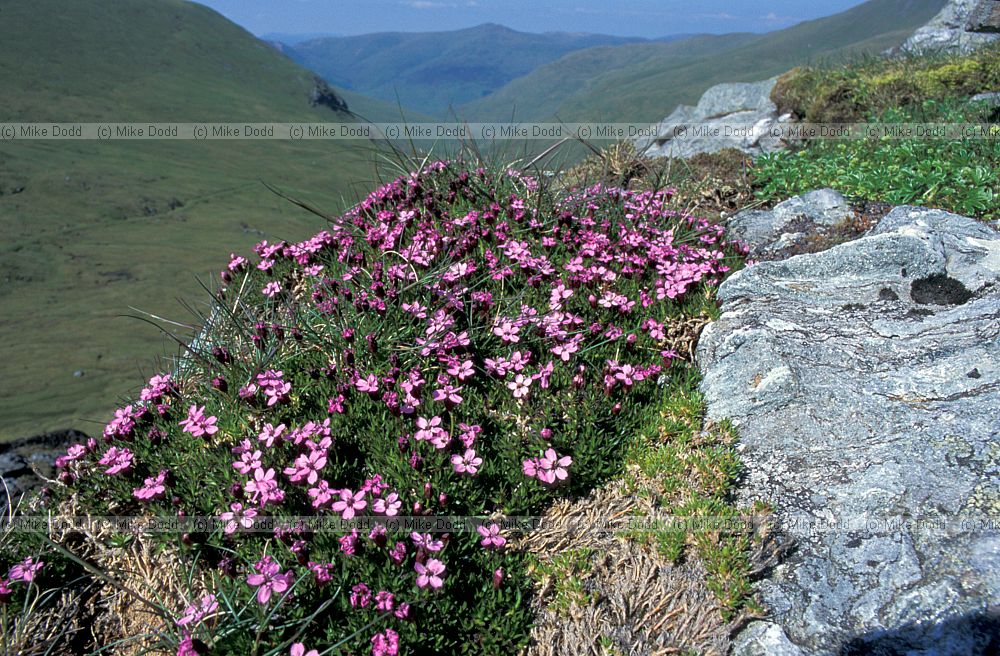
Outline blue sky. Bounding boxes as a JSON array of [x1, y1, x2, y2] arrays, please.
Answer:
[[193, 0, 873, 38]]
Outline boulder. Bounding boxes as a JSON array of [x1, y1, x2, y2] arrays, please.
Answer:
[[898, 0, 1000, 54], [636, 77, 796, 159], [725, 189, 855, 260], [697, 206, 1000, 654]]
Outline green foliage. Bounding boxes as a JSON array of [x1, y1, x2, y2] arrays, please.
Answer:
[[525, 548, 594, 615], [771, 43, 1000, 122], [621, 379, 766, 621], [754, 100, 1000, 219]]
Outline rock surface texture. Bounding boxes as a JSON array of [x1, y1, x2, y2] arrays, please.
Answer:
[[725, 189, 857, 260], [899, 0, 1000, 53], [0, 430, 84, 508], [698, 205, 1000, 654], [635, 77, 795, 159]]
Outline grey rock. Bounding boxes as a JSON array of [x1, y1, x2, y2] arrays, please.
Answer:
[[0, 429, 87, 507], [898, 0, 999, 54], [0, 453, 30, 478], [971, 91, 1000, 106], [733, 622, 805, 656], [726, 189, 854, 259], [636, 77, 797, 159], [698, 206, 1000, 654]]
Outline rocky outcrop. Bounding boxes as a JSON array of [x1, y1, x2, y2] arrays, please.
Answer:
[[725, 189, 856, 260], [0, 430, 85, 508], [899, 0, 1000, 53], [698, 205, 1000, 654], [635, 77, 796, 160], [309, 77, 349, 113]]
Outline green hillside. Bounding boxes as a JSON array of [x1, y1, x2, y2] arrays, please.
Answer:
[[284, 24, 658, 115], [0, 0, 392, 441], [461, 0, 946, 122]]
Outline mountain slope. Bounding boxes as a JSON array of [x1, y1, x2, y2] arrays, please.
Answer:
[[461, 0, 947, 122], [0, 0, 390, 440], [284, 24, 659, 115]]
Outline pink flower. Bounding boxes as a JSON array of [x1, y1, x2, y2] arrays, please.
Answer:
[[98, 446, 134, 475], [140, 373, 173, 401], [355, 373, 380, 395], [414, 415, 450, 449], [246, 556, 294, 605], [537, 448, 573, 485], [133, 469, 169, 501], [506, 373, 532, 399], [410, 532, 444, 553], [414, 558, 446, 589], [262, 281, 282, 297], [244, 468, 285, 507], [492, 320, 520, 343], [371, 629, 400, 656], [258, 423, 286, 448], [220, 502, 257, 534], [450, 449, 482, 475], [551, 336, 582, 362], [373, 492, 402, 516], [309, 562, 334, 586], [176, 633, 202, 656], [351, 582, 372, 608], [256, 370, 291, 406], [228, 253, 247, 271], [8, 557, 44, 583], [446, 359, 475, 381], [332, 488, 367, 519], [307, 480, 335, 509], [477, 523, 506, 549], [176, 593, 218, 626], [232, 449, 263, 475], [458, 423, 481, 448], [283, 449, 327, 485], [290, 644, 319, 656], [432, 382, 464, 408], [55, 443, 87, 469], [104, 404, 137, 439], [179, 405, 219, 438], [388, 541, 407, 565], [375, 590, 395, 612], [340, 530, 360, 556]]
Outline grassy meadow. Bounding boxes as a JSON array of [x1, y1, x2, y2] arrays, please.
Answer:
[[0, 0, 401, 440]]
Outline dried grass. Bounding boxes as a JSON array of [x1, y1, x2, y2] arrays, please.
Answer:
[[517, 475, 732, 656]]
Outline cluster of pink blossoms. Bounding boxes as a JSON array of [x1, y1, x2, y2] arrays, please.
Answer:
[[523, 449, 573, 485], [179, 404, 219, 438], [45, 162, 742, 655]]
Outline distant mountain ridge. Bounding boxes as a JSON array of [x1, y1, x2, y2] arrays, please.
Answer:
[[459, 0, 948, 122], [281, 24, 686, 115]]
